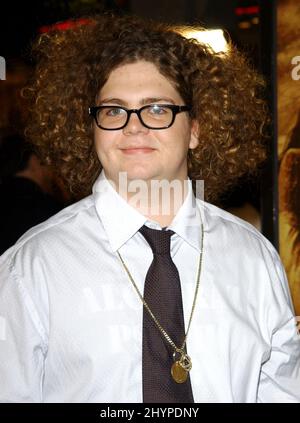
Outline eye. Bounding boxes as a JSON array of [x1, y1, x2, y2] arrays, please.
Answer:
[[147, 105, 168, 115], [105, 107, 126, 117]]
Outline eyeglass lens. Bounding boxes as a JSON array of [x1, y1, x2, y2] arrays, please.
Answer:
[[97, 105, 173, 129]]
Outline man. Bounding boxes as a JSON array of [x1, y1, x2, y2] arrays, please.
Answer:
[[0, 14, 299, 402], [0, 134, 63, 254]]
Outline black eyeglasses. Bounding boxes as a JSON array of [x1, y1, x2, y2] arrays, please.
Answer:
[[88, 104, 191, 130]]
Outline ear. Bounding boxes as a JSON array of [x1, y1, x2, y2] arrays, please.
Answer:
[[189, 119, 199, 150]]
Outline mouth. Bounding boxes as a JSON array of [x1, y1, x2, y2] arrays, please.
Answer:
[[120, 147, 156, 155]]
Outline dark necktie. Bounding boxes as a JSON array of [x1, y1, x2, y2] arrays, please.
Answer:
[[139, 224, 194, 403]]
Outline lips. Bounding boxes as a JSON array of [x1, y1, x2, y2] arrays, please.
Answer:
[[120, 146, 156, 154]]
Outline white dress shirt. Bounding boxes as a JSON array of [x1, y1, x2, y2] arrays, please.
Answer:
[[0, 170, 299, 403]]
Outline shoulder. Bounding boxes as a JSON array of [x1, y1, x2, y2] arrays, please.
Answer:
[[199, 199, 281, 267], [0, 195, 97, 263], [199, 200, 294, 315], [201, 199, 272, 243]]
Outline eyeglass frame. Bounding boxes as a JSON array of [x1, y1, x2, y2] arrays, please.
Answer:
[[88, 104, 191, 130]]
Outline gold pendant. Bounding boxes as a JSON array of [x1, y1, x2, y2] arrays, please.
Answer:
[[171, 351, 192, 383], [171, 361, 188, 383]]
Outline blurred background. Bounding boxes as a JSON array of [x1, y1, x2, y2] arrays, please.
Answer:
[[0, 0, 299, 314]]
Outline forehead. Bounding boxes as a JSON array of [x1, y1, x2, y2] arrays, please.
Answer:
[[98, 61, 182, 102]]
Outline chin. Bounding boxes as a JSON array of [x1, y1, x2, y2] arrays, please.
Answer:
[[126, 171, 157, 183], [119, 165, 158, 182]]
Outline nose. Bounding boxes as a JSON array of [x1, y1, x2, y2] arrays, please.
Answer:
[[123, 111, 149, 135]]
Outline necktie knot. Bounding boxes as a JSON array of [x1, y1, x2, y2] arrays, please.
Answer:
[[139, 225, 174, 255]]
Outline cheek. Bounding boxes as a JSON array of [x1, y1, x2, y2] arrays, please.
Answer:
[[164, 126, 192, 151], [94, 135, 112, 166], [94, 131, 114, 154]]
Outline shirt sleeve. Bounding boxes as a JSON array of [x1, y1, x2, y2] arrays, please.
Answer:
[[0, 250, 47, 403], [257, 245, 300, 403]]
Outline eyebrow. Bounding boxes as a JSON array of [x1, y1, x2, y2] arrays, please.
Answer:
[[98, 97, 176, 106]]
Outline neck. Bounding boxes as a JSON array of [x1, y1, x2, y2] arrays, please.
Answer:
[[142, 212, 176, 228], [108, 175, 190, 227]]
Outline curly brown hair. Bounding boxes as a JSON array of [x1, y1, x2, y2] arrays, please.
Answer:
[[24, 13, 268, 203]]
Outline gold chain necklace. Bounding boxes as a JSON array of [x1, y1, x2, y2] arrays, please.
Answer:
[[116, 211, 204, 384]]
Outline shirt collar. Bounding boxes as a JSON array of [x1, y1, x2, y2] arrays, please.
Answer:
[[93, 170, 202, 253]]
